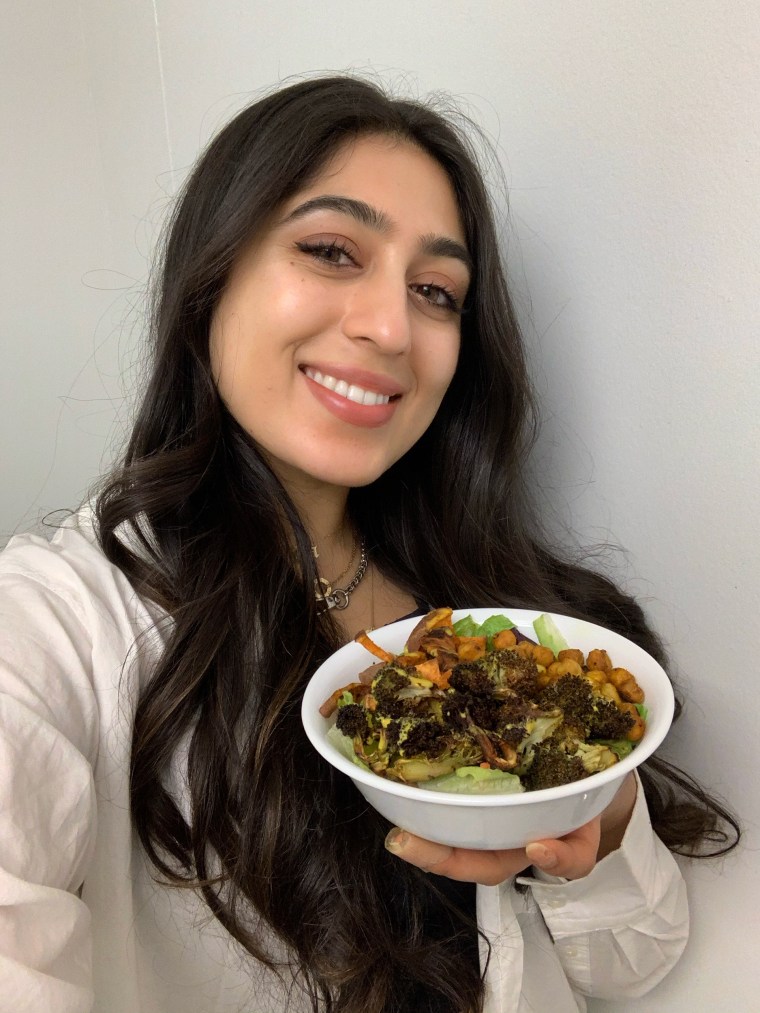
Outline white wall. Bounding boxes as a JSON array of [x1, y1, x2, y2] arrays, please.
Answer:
[[2, 3, 111, 536], [3, 1, 759, 1008]]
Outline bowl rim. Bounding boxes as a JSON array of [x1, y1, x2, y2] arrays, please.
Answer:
[[301, 608, 675, 808]]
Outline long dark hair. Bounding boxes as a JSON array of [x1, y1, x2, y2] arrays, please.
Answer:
[[96, 75, 739, 1013]]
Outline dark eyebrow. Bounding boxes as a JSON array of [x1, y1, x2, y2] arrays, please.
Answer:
[[279, 195, 392, 231], [419, 233, 472, 275], [279, 195, 472, 275]]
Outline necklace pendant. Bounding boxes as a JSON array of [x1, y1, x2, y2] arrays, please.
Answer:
[[313, 535, 367, 613], [324, 588, 350, 610]]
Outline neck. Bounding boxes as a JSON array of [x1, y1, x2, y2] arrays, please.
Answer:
[[301, 487, 358, 607], [295, 488, 351, 551], [271, 463, 353, 562]]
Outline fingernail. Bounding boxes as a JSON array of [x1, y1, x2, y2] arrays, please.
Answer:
[[526, 843, 558, 869], [385, 828, 409, 853]]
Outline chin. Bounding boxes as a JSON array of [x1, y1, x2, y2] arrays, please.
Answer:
[[311, 464, 389, 489], [296, 449, 400, 490]]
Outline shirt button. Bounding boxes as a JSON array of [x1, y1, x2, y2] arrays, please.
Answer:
[[562, 946, 578, 958], [546, 897, 565, 909]]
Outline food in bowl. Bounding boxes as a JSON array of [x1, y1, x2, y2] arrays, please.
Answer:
[[301, 608, 674, 849], [320, 607, 648, 795]]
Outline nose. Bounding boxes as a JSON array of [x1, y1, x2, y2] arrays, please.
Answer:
[[340, 267, 412, 354]]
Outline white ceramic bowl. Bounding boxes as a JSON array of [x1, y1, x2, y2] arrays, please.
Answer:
[[301, 609, 674, 849]]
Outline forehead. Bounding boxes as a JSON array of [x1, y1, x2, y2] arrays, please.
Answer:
[[282, 134, 466, 244]]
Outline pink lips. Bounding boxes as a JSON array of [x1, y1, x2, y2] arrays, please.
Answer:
[[300, 364, 403, 428]]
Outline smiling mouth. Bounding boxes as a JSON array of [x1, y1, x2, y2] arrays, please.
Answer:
[[302, 367, 398, 406]]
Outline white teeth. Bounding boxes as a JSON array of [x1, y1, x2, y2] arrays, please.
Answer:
[[304, 368, 391, 406]]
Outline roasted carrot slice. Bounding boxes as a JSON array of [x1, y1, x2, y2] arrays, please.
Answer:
[[357, 661, 386, 685], [426, 607, 454, 630], [406, 607, 454, 652], [395, 651, 428, 667], [414, 658, 449, 688], [319, 682, 367, 717], [456, 636, 487, 661], [355, 630, 394, 662]]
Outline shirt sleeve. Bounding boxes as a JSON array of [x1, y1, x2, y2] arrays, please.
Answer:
[[0, 566, 98, 1013], [520, 773, 689, 1000]]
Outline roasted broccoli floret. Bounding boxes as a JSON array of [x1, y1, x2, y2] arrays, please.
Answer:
[[587, 702, 635, 741], [385, 716, 446, 757], [497, 697, 540, 725], [370, 666, 412, 717], [497, 723, 528, 750], [448, 662, 494, 696], [484, 649, 541, 697], [523, 738, 588, 791], [538, 675, 633, 740], [465, 695, 505, 730], [537, 675, 594, 732], [440, 692, 470, 729], [335, 703, 369, 739]]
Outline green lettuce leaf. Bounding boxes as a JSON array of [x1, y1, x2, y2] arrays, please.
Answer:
[[419, 765, 525, 795], [326, 724, 370, 771], [533, 613, 569, 655], [596, 738, 635, 760], [477, 614, 516, 639], [452, 615, 479, 637]]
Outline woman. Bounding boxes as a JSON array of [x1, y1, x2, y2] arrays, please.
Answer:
[[0, 76, 738, 1013]]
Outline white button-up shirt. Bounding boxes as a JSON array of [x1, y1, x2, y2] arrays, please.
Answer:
[[0, 509, 688, 1013]]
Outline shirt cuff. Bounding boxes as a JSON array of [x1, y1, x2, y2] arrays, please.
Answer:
[[517, 772, 681, 933]]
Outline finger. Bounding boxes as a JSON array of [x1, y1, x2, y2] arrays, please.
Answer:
[[385, 828, 531, 885], [525, 816, 602, 880]]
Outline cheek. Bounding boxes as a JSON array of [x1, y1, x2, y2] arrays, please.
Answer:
[[429, 337, 461, 397], [409, 344, 459, 438], [208, 311, 240, 394], [209, 314, 271, 416]]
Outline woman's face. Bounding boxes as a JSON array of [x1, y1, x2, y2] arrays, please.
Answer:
[[210, 134, 471, 492]]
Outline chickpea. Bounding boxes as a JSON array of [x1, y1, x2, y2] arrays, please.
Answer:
[[584, 669, 608, 687], [587, 649, 612, 672], [546, 659, 584, 682], [599, 682, 622, 705], [607, 667, 645, 704], [620, 702, 646, 741], [532, 645, 556, 668], [492, 628, 517, 648], [536, 667, 553, 689], [512, 641, 554, 667], [558, 648, 584, 666]]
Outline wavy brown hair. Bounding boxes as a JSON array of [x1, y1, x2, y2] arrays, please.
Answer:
[[96, 75, 739, 1013]]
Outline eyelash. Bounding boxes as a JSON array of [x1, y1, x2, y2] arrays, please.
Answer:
[[295, 238, 356, 266], [413, 282, 462, 315], [294, 240, 463, 315]]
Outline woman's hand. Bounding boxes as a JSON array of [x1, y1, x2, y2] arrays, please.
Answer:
[[384, 773, 637, 886], [385, 817, 601, 885]]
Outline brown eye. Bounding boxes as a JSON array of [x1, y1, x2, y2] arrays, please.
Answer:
[[410, 282, 461, 314], [295, 240, 357, 266]]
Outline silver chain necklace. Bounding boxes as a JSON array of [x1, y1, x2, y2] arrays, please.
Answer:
[[314, 537, 368, 611]]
